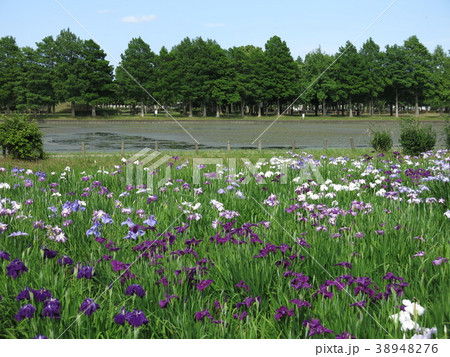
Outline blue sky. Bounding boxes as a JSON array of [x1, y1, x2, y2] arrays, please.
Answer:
[[1, 0, 449, 64]]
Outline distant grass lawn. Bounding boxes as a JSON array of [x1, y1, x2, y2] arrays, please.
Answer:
[[28, 111, 449, 122]]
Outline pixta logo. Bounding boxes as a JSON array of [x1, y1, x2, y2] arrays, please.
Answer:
[[126, 149, 324, 192], [125, 149, 171, 192]]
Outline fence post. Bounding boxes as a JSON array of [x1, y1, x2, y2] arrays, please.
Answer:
[[81, 142, 86, 156], [292, 139, 296, 151], [121, 141, 125, 156], [350, 137, 355, 150], [323, 139, 328, 150], [258, 140, 262, 152], [195, 142, 198, 154], [227, 140, 231, 152], [155, 141, 158, 152]]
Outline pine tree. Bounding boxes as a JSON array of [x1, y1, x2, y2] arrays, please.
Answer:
[[0, 36, 21, 114]]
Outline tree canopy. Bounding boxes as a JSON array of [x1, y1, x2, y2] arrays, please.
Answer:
[[0, 30, 449, 117]]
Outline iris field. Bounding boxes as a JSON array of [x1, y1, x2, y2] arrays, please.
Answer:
[[0, 149, 448, 339]]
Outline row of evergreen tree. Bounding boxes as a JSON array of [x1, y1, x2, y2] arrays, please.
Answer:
[[0, 29, 449, 117]]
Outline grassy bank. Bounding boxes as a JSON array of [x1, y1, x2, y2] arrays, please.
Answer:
[[1, 148, 371, 172]]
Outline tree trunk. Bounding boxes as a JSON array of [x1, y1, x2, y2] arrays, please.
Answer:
[[71, 101, 76, 117], [203, 101, 207, 117], [395, 88, 399, 118], [241, 101, 245, 117], [349, 97, 353, 118], [91, 105, 96, 117], [216, 103, 220, 118], [322, 98, 327, 116], [164, 101, 169, 117], [415, 92, 419, 117], [257, 105, 261, 118], [277, 98, 281, 116], [188, 99, 193, 118], [140, 102, 144, 117], [389, 104, 393, 116], [370, 96, 374, 116], [52, 103, 56, 114], [314, 103, 318, 116]]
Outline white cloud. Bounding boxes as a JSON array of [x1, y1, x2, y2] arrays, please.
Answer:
[[121, 15, 157, 24]]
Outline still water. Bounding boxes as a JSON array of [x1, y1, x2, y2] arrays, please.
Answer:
[[39, 120, 446, 153]]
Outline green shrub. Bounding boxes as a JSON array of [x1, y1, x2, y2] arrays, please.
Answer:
[[370, 128, 393, 152], [0, 114, 45, 160], [399, 118, 436, 155]]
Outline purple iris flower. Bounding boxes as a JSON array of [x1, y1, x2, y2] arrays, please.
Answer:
[[125, 284, 146, 297], [196, 279, 213, 292], [235, 280, 250, 293], [111, 260, 130, 272], [6, 258, 28, 279], [31, 288, 52, 302], [432, 257, 448, 266], [121, 218, 135, 228], [105, 240, 120, 252], [86, 222, 102, 237], [16, 287, 31, 301], [290, 298, 312, 309], [114, 307, 128, 325], [412, 251, 425, 258], [58, 255, 74, 266], [42, 298, 61, 319], [349, 300, 367, 308], [42, 248, 58, 259], [143, 215, 158, 227], [290, 273, 312, 290], [275, 306, 294, 321], [159, 293, 180, 308], [76, 265, 94, 279], [302, 318, 334, 337], [236, 296, 261, 309], [8, 231, 29, 237], [126, 309, 148, 327], [15, 304, 36, 321], [0, 250, 10, 260], [79, 298, 100, 316], [336, 331, 356, 339], [382, 272, 404, 281], [233, 311, 248, 321], [195, 309, 213, 322], [334, 261, 353, 269]]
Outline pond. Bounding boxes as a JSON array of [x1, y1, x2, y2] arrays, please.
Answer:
[[38, 120, 446, 153]]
